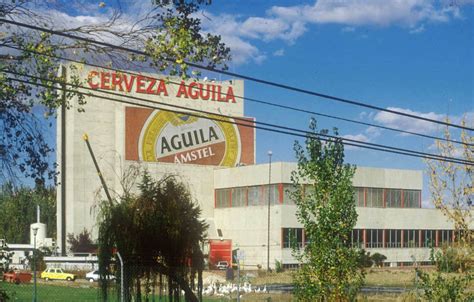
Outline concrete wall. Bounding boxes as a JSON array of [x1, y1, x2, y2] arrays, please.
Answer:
[[214, 162, 423, 190]]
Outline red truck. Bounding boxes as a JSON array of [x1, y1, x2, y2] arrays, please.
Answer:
[[2, 270, 32, 284]]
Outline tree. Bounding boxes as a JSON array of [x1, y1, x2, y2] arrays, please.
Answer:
[[97, 172, 207, 302], [0, 0, 230, 185], [425, 116, 473, 273], [290, 119, 365, 301], [67, 229, 96, 254], [0, 184, 56, 243]]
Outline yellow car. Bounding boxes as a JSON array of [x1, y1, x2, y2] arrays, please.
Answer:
[[41, 268, 76, 281]]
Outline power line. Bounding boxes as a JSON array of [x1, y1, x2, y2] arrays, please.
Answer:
[[4, 71, 473, 166], [1, 18, 472, 132], [3, 44, 471, 147]]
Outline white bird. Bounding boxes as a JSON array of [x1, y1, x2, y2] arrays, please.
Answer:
[[263, 285, 268, 293]]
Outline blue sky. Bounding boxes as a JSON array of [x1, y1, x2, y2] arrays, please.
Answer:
[[29, 1, 474, 205]]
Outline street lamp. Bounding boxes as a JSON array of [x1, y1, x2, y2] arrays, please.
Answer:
[[267, 150, 272, 272], [32, 227, 39, 302]]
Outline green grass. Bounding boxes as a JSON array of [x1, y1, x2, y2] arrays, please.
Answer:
[[1, 282, 255, 302], [1, 282, 101, 302]]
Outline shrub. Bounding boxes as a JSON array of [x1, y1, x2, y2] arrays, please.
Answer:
[[274, 259, 284, 273], [417, 269, 473, 301], [371, 253, 387, 267]]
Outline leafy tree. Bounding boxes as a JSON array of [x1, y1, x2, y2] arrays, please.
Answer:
[[97, 172, 207, 302], [0, 0, 230, 185], [426, 117, 473, 251], [370, 253, 387, 268], [0, 184, 56, 243], [67, 229, 96, 254], [290, 119, 365, 301]]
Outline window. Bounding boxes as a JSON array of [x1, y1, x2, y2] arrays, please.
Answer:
[[366, 229, 384, 248], [231, 187, 247, 207], [423, 230, 435, 248], [404, 190, 420, 208], [386, 189, 401, 208], [387, 229, 402, 248], [350, 229, 364, 248], [282, 228, 303, 248], [283, 184, 297, 204], [248, 185, 278, 206], [354, 187, 365, 207], [440, 230, 452, 245], [403, 229, 419, 247], [366, 188, 383, 207], [215, 189, 231, 208]]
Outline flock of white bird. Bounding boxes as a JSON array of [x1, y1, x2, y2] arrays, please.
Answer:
[[203, 282, 268, 296]]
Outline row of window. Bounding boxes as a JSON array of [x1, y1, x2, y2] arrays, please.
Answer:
[[215, 185, 421, 209], [354, 188, 420, 208], [282, 228, 463, 249], [351, 229, 456, 248]]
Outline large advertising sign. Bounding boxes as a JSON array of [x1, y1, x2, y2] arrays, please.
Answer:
[[125, 107, 255, 166]]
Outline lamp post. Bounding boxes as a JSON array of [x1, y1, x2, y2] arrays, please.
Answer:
[[32, 227, 39, 302], [267, 150, 272, 272]]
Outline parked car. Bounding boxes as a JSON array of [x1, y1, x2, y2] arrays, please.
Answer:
[[85, 270, 115, 282], [216, 261, 229, 270], [3, 270, 32, 284], [40, 268, 76, 281]]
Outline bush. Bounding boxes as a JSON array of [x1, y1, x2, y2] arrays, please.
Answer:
[[431, 244, 470, 273], [274, 259, 284, 273], [358, 249, 373, 268], [371, 253, 387, 267], [417, 269, 473, 301]]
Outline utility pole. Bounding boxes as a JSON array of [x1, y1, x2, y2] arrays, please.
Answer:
[[267, 150, 272, 272], [32, 227, 38, 302], [60, 65, 67, 256]]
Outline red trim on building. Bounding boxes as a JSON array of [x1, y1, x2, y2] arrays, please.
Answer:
[[214, 190, 217, 208], [382, 229, 386, 248], [229, 189, 232, 207], [435, 230, 439, 247], [278, 183, 284, 204]]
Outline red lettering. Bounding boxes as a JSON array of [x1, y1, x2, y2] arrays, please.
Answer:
[[111, 73, 123, 91], [199, 84, 210, 100], [146, 77, 156, 94], [188, 82, 199, 99], [176, 81, 188, 98], [156, 80, 168, 96], [211, 84, 216, 101], [123, 74, 135, 92], [100, 72, 111, 90], [87, 71, 99, 89], [136, 76, 146, 93], [217, 85, 227, 102], [226, 86, 236, 103]]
